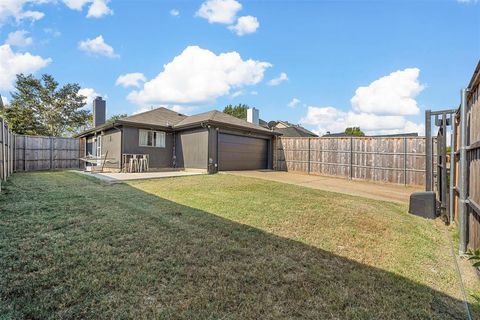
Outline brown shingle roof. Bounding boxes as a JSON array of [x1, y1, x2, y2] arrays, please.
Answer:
[[174, 110, 275, 134], [119, 107, 187, 127], [77, 107, 277, 137]]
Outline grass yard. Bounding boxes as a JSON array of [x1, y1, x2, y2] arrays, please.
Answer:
[[0, 171, 478, 319]]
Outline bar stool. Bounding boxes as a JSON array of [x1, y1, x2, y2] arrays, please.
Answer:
[[139, 155, 148, 172]]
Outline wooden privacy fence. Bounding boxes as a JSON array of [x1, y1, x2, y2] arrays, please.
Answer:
[[274, 136, 426, 186], [453, 66, 480, 250], [0, 117, 14, 191], [0, 115, 80, 190], [15, 135, 80, 171]]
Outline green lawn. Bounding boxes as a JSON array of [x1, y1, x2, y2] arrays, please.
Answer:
[[0, 171, 477, 319]]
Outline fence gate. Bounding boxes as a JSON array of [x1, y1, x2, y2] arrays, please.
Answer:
[[425, 109, 456, 221]]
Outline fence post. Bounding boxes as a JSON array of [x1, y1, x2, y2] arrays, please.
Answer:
[[459, 88, 468, 254], [449, 115, 456, 224], [404, 137, 407, 185], [24, 136, 26, 171], [2, 120, 6, 180], [425, 110, 432, 191], [350, 137, 353, 180], [307, 138, 311, 174], [50, 137, 53, 170], [8, 130, 11, 177], [0, 117, 3, 191]]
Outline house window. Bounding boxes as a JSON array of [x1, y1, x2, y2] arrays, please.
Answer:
[[139, 129, 165, 148]]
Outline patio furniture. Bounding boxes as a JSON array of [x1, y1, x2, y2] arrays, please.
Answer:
[[122, 154, 149, 173]]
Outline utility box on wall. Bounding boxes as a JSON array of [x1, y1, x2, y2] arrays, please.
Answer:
[[409, 191, 437, 219]]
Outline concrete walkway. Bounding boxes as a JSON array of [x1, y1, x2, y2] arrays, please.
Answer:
[[224, 170, 421, 203], [75, 170, 205, 183]]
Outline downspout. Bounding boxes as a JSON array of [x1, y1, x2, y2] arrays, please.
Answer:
[[172, 131, 176, 168], [459, 88, 468, 254]]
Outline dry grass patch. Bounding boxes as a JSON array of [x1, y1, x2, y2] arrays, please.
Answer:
[[0, 171, 477, 319]]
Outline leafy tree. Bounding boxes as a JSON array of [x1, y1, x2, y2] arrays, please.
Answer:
[[3, 74, 91, 137], [106, 113, 128, 124], [223, 104, 249, 120], [345, 127, 365, 137]]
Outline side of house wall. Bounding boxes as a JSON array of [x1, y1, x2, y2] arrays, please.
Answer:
[[122, 126, 174, 169], [101, 128, 122, 169], [175, 128, 208, 170]]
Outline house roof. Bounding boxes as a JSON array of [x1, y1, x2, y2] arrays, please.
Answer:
[[77, 107, 277, 137], [273, 126, 318, 137], [118, 107, 187, 127], [266, 120, 317, 137], [174, 110, 276, 134], [322, 132, 419, 138]]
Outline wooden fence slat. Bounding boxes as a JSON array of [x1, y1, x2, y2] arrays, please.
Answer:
[[275, 136, 426, 186]]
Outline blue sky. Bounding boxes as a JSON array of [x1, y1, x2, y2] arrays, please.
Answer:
[[0, 0, 479, 135]]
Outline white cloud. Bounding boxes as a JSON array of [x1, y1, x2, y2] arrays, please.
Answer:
[[288, 98, 301, 108], [43, 28, 61, 37], [228, 15, 259, 36], [231, 90, 243, 97], [87, 0, 112, 18], [268, 72, 288, 86], [170, 9, 179, 16], [0, 0, 45, 26], [6, 30, 33, 47], [1, 95, 8, 106], [457, 0, 478, 3], [128, 45, 271, 105], [351, 68, 424, 115], [78, 35, 119, 58], [300, 106, 423, 136], [116, 72, 146, 88], [63, 0, 90, 10], [250, 90, 258, 95], [78, 87, 100, 106], [196, 0, 242, 24], [63, 0, 112, 18], [0, 44, 51, 91]]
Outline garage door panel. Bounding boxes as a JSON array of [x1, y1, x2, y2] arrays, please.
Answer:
[[219, 143, 267, 154], [218, 133, 268, 171]]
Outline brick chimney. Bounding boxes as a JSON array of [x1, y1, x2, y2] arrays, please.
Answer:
[[93, 96, 106, 127]]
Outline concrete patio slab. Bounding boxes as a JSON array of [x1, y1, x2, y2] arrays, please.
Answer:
[[75, 170, 205, 183], [223, 170, 421, 203]]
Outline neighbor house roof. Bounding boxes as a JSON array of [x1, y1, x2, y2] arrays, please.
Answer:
[[273, 126, 318, 137], [322, 132, 419, 138], [174, 110, 277, 134]]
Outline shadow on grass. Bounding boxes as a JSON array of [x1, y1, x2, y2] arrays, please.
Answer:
[[0, 172, 470, 319]]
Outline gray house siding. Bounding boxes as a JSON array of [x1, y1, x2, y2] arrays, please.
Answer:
[[122, 126, 174, 169], [101, 128, 122, 169], [175, 128, 208, 170]]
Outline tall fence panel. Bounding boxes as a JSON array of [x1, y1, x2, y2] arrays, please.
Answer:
[[467, 71, 480, 249], [0, 117, 14, 191], [15, 135, 80, 171], [275, 136, 426, 186]]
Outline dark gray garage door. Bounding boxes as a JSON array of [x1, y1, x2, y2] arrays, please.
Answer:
[[218, 133, 268, 171]]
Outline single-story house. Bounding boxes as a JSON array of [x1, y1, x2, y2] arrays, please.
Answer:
[[77, 97, 280, 173]]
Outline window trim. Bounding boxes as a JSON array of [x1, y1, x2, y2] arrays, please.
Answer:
[[139, 129, 166, 148]]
